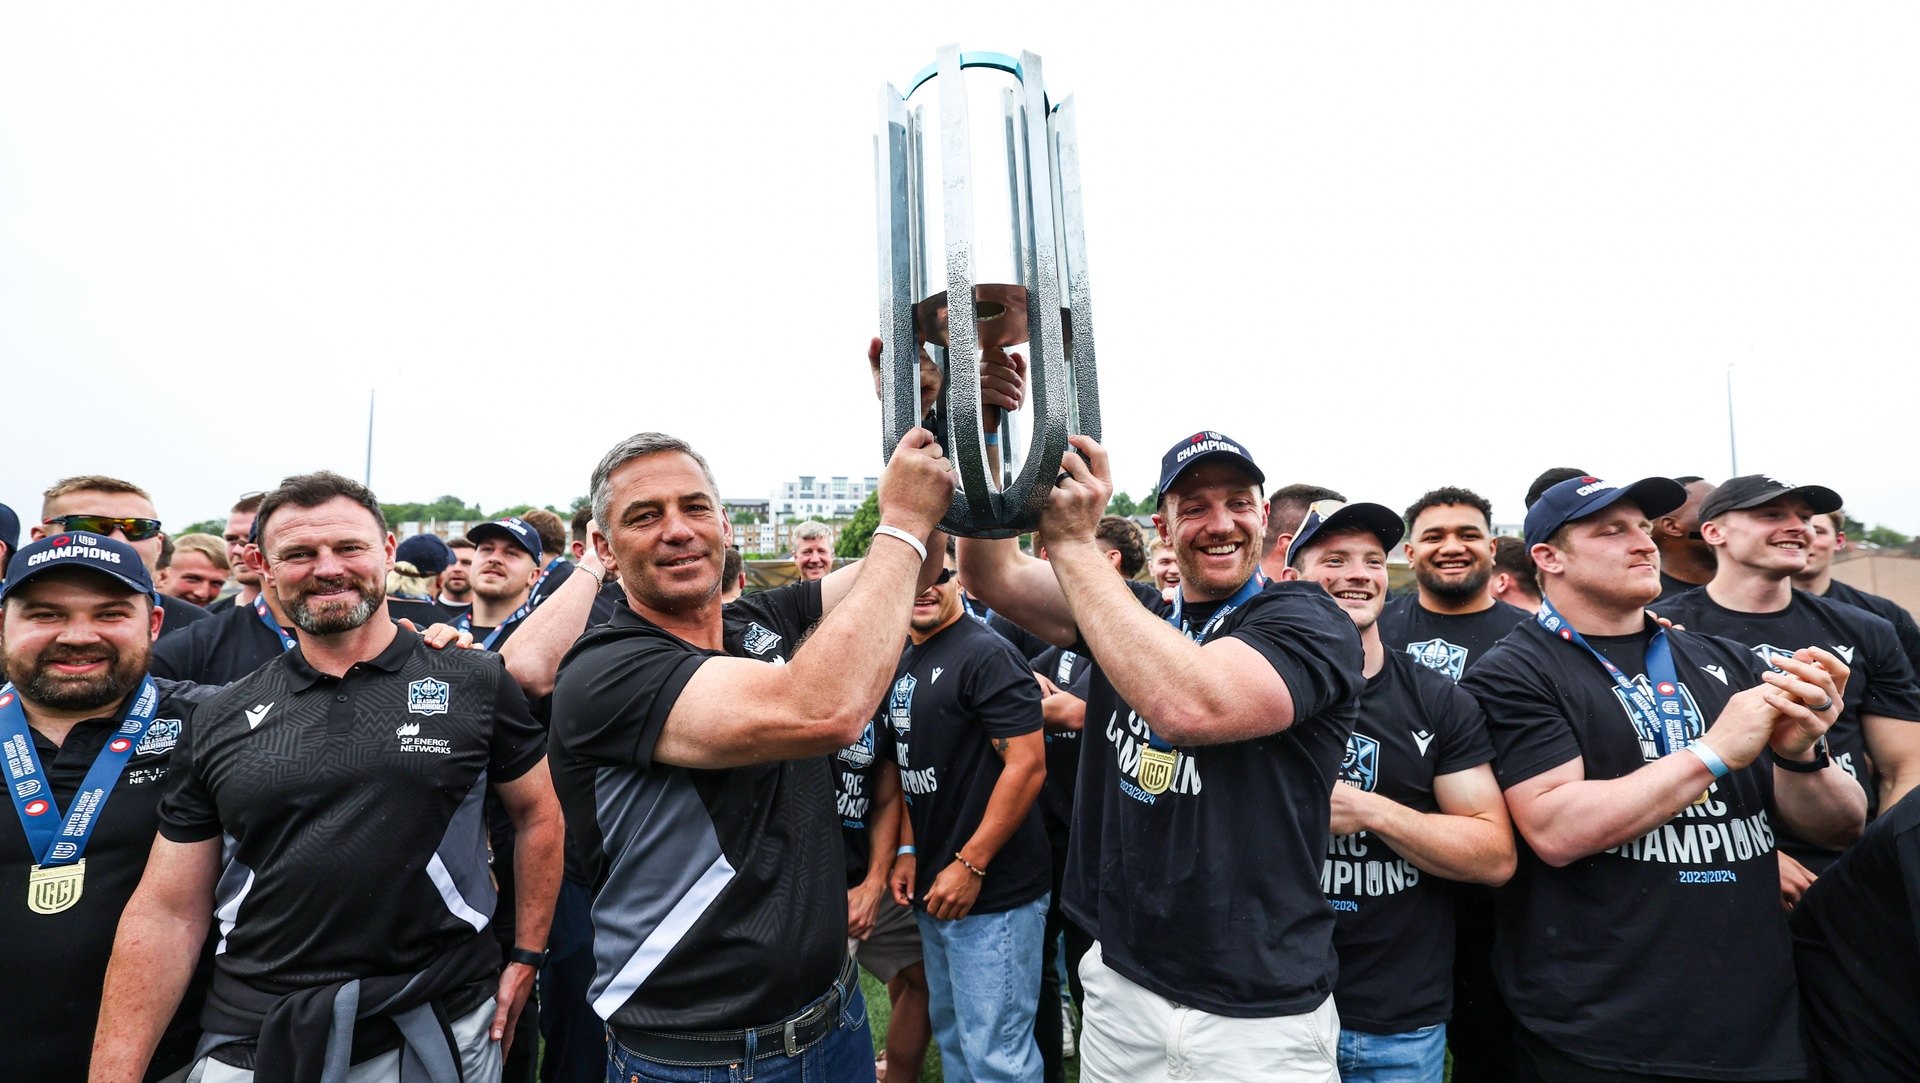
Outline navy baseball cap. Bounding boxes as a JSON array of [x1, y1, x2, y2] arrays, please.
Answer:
[[468, 517, 542, 561], [1524, 475, 1688, 548], [1, 533, 158, 604], [1286, 500, 1406, 568], [1156, 430, 1266, 498], [395, 534, 458, 576], [1699, 474, 1843, 524], [0, 501, 19, 556]]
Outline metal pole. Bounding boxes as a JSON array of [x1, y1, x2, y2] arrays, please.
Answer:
[[365, 390, 376, 487], [1725, 365, 1738, 476]]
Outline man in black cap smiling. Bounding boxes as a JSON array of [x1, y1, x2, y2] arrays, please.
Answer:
[[0, 533, 213, 1081], [1460, 474, 1864, 1081], [461, 517, 545, 651], [958, 430, 1365, 1082], [1654, 475, 1920, 879]]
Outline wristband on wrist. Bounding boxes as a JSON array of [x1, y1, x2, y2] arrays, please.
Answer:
[[871, 524, 928, 562], [1772, 739, 1831, 774], [507, 946, 547, 968], [983, 431, 999, 445], [1684, 742, 1731, 779], [953, 852, 987, 879], [896, 845, 916, 857]]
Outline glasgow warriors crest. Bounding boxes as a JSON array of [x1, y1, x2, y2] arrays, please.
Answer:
[[1340, 732, 1381, 792], [1406, 639, 1469, 681], [888, 673, 917, 736]]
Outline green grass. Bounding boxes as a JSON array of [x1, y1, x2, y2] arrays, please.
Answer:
[[860, 971, 1080, 1083]]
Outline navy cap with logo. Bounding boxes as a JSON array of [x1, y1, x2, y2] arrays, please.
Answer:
[[1524, 475, 1689, 549], [1156, 430, 1266, 498], [1, 533, 158, 604], [467, 516, 542, 562], [1286, 500, 1406, 568], [394, 533, 458, 576], [1698, 474, 1844, 525]]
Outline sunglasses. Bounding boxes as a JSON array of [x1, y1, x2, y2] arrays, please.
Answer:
[[933, 567, 958, 586], [47, 514, 164, 542]]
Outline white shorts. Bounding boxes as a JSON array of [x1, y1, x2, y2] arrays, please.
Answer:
[[184, 997, 501, 1082], [1077, 941, 1339, 1083]]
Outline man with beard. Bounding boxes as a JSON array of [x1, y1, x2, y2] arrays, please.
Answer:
[[1460, 474, 1863, 1081], [93, 471, 563, 1081], [0, 534, 214, 1081], [438, 536, 476, 615], [1794, 509, 1920, 675], [1653, 476, 1717, 603], [33, 476, 208, 642], [1381, 487, 1527, 684], [1281, 501, 1513, 1080], [958, 431, 1365, 1082], [462, 517, 545, 650], [791, 520, 835, 582], [207, 494, 265, 614]]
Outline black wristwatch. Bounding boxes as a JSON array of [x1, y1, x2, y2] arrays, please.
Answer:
[[1772, 740, 1831, 774], [507, 946, 548, 968]]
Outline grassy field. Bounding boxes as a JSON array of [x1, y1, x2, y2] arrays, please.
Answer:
[[860, 971, 1081, 1083]]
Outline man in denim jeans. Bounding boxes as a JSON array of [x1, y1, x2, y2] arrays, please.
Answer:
[[879, 544, 1050, 1083]]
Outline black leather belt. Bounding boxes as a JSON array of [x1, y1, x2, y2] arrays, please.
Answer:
[[611, 953, 856, 1067]]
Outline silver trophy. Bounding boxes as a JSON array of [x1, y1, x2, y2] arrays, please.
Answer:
[[876, 45, 1101, 538]]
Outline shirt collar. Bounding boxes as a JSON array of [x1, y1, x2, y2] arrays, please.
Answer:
[[283, 626, 419, 689]]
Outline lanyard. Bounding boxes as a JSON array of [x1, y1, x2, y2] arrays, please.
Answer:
[[1536, 595, 1692, 757], [1142, 572, 1267, 751], [457, 562, 557, 650], [253, 597, 298, 653], [0, 676, 164, 867]]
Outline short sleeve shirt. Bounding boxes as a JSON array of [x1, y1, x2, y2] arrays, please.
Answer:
[[150, 602, 292, 687], [1031, 643, 1094, 831], [1378, 595, 1528, 682], [1065, 581, 1366, 1018], [548, 581, 847, 1031], [1324, 651, 1494, 1034], [1459, 619, 1804, 1079], [158, 629, 545, 986]]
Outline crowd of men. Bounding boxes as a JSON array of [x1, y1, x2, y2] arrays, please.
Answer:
[[3, 353, 1919, 1082]]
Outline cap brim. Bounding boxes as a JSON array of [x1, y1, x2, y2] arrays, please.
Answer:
[[467, 523, 540, 559], [0, 562, 155, 605], [1747, 485, 1844, 517], [1287, 502, 1405, 566], [1549, 477, 1689, 543]]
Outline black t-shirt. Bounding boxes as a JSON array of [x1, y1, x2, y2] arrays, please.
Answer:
[[1377, 595, 1527, 682], [549, 581, 846, 1031], [151, 601, 293, 687], [878, 615, 1049, 914], [1324, 650, 1494, 1034], [1065, 581, 1365, 1017], [157, 593, 210, 642], [1460, 618, 1804, 1079], [988, 609, 1053, 662], [1817, 577, 1920, 681], [835, 718, 885, 889], [1031, 644, 1094, 831], [388, 597, 452, 629], [1, 679, 213, 1082], [1653, 587, 1920, 864], [1790, 788, 1920, 1082], [1658, 569, 1708, 604], [207, 593, 239, 614], [588, 579, 627, 627], [158, 631, 546, 987]]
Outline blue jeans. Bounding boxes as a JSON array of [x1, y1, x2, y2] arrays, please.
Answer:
[[916, 893, 1048, 1083], [1336, 1023, 1447, 1083], [606, 981, 871, 1083]]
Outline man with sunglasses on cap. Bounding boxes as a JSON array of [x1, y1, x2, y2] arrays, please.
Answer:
[[0, 533, 214, 1081], [1281, 501, 1514, 1082], [32, 475, 209, 642], [1652, 476, 1920, 883], [958, 431, 1365, 1082], [1459, 474, 1864, 1081]]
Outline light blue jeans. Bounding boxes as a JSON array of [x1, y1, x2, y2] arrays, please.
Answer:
[[916, 893, 1048, 1083], [1335, 1023, 1446, 1082]]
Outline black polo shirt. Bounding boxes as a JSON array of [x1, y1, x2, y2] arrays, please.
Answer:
[[1378, 595, 1528, 682], [158, 628, 545, 987], [549, 581, 843, 1032], [1, 678, 213, 1082], [1460, 618, 1803, 1079], [157, 593, 210, 642], [1065, 581, 1365, 1018], [878, 615, 1049, 914], [1324, 650, 1494, 1034], [151, 600, 292, 687]]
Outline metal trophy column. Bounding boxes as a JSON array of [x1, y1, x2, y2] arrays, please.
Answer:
[[876, 45, 1101, 539]]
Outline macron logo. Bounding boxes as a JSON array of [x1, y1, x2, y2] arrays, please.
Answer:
[[1411, 730, 1435, 756], [244, 702, 275, 730], [931, 667, 945, 684], [1702, 665, 1728, 685], [1833, 645, 1855, 664]]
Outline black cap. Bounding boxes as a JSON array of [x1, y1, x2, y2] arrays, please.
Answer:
[[1156, 430, 1265, 498], [1524, 475, 1689, 548], [1286, 500, 1405, 567], [0, 502, 18, 557], [1, 532, 158, 603], [395, 534, 458, 576], [467, 517, 542, 561], [1699, 474, 1843, 524]]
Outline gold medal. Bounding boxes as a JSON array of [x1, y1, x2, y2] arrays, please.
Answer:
[[1136, 747, 1178, 796], [28, 859, 85, 915]]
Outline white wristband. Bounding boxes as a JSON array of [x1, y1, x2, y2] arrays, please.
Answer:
[[871, 524, 928, 562]]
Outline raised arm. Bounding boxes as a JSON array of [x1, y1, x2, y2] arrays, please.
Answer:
[[91, 836, 221, 1083], [499, 531, 608, 697]]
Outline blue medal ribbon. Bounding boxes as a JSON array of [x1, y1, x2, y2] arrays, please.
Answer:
[[1142, 571, 1268, 751], [466, 562, 559, 650], [0, 676, 165, 867], [253, 597, 299, 653], [1536, 595, 1693, 757]]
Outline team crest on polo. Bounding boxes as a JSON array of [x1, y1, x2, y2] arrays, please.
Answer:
[[1340, 732, 1381, 792], [1406, 638, 1470, 681], [407, 678, 451, 716], [135, 719, 181, 756], [742, 623, 782, 657], [888, 674, 917, 736]]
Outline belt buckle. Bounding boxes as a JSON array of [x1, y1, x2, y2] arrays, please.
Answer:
[[783, 1018, 801, 1058]]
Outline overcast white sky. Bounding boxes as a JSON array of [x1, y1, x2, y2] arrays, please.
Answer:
[[4, 3, 1917, 536]]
